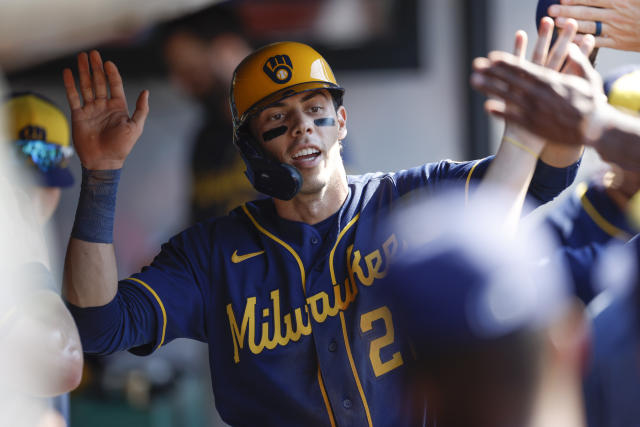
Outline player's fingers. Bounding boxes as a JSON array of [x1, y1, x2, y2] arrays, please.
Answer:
[[131, 90, 150, 127], [104, 61, 126, 101], [559, 0, 610, 7], [547, 19, 578, 70], [483, 55, 543, 93], [578, 34, 596, 55], [532, 17, 554, 65], [513, 30, 528, 60], [89, 50, 108, 99], [471, 72, 528, 107], [77, 52, 94, 103], [62, 69, 82, 110], [594, 36, 617, 49], [547, 4, 613, 21], [484, 99, 530, 128], [566, 43, 599, 84]]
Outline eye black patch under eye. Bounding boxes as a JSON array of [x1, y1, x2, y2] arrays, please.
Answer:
[[314, 118, 335, 127], [262, 126, 288, 142]]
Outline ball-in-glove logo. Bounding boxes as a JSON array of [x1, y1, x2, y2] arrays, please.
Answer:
[[263, 54, 293, 84]]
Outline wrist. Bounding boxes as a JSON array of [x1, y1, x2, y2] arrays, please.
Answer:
[[580, 102, 613, 149], [71, 167, 121, 243], [81, 159, 125, 171], [503, 126, 546, 156]]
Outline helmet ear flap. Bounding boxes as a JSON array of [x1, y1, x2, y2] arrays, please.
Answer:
[[234, 133, 302, 200]]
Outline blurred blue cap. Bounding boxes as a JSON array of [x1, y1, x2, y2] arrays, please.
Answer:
[[381, 189, 570, 351]]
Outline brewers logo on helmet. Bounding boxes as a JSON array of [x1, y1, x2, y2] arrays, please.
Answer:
[[230, 42, 344, 200]]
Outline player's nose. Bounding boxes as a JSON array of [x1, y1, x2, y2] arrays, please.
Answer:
[[290, 108, 313, 137]]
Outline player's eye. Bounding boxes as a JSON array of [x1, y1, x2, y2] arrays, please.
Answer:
[[269, 112, 284, 121], [309, 106, 323, 113]]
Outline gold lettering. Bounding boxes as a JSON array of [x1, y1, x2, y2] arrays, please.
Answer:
[[382, 234, 399, 263], [226, 298, 256, 363], [332, 280, 349, 311], [268, 289, 289, 347], [364, 249, 386, 282], [346, 245, 360, 299], [307, 291, 338, 323], [282, 305, 313, 342], [351, 247, 375, 286]]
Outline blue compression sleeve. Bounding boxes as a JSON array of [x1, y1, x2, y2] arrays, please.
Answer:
[[71, 167, 121, 243]]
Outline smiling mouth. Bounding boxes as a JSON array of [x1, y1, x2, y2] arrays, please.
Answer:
[[292, 147, 321, 161]]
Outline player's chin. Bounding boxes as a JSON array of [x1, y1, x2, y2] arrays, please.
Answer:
[[298, 177, 327, 195]]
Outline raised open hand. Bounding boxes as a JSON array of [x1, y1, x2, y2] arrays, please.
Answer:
[[62, 50, 149, 170]]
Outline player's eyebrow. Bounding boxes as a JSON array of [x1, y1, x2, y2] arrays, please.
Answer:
[[301, 91, 327, 102]]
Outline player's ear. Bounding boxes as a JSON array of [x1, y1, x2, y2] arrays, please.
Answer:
[[337, 105, 347, 141]]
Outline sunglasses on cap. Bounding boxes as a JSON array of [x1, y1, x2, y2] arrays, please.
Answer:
[[16, 140, 74, 172]]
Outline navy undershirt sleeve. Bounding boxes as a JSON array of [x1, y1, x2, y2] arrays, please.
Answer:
[[391, 157, 579, 206], [526, 158, 581, 205], [66, 282, 158, 356]]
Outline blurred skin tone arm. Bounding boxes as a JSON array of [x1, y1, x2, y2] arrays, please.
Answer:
[[475, 19, 589, 230], [1, 290, 83, 396], [471, 43, 640, 171], [547, 0, 640, 52], [0, 182, 82, 396], [62, 50, 149, 307]]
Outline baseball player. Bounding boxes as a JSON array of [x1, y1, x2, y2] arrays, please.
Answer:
[[583, 234, 640, 427], [1, 92, 82, 426], [546, 64, 640, 304], [63, 40, 581, 425], [380, 192, 585, 427]]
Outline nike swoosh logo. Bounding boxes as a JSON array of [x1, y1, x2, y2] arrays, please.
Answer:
[[231, 249, 265, 263]]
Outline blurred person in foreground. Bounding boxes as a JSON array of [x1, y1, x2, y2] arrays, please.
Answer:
[[582, 232, 640, 427], [381, 190, 588, 427], [59, 20, 584, 424], [0, 92, 83, 424], [160, 4, 258, 222], [546, 65, 640, 303]]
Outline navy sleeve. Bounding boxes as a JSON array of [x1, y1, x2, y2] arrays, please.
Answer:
[[391, 157, 578, 206], [526, 159, 581, 205], [66, 282, 159, 356], [66, 223, 212, 356]]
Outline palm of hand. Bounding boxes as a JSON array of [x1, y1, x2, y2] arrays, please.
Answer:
[[63, 50, 149, 170], [72, 99, 139, 168]]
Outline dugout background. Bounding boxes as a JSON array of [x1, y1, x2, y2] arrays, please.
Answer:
[[2, 0, 638, 425]]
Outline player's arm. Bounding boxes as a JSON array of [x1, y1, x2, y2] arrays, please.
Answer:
[[62, 50, 149, 307], [474, 19, 587, 228]]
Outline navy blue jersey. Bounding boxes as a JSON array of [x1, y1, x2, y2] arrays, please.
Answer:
[[584, 285, 640, 427], [546, 181, 637, 303], [69, 158, 577, 426]]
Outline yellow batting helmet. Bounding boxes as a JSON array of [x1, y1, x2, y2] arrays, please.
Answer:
[[229, 41, 344, 201], [230, 41, 344, 137], [604, 65, 640, 113]]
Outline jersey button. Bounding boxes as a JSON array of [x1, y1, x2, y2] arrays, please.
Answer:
[[343, 398, 352, 409], [328, 341, 337, 352], [311, 236, 319, 245]]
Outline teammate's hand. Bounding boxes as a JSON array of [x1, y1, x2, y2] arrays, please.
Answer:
[[549, 0, 640, 52], [483, 18, 596, 146], [63, 50, 149, 170], [470, 46, 604, 146]]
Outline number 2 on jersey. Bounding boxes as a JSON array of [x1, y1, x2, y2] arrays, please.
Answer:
[[360, 306, 404, 377]]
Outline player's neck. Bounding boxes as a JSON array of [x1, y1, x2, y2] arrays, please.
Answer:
[[272, 174, 348, 225]]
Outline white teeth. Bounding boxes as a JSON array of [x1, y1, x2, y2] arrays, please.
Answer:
[[292, 147, 320, 159]]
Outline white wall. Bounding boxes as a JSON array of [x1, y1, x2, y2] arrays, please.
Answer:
[[340, 0, 466, 173]]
